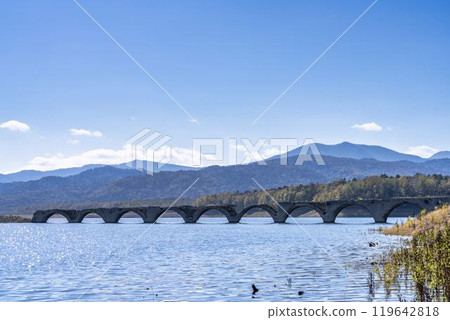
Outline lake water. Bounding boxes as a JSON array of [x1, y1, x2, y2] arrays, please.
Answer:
[[0, 217, 410, 302]]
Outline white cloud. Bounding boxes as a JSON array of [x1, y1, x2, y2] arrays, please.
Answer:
[[70, 128, 103, 137], [21, 146, 204, 171], [234, 143, 281, 164], [0, 120, 30, 132], [351, 122, 383, 132], [406, 145, 439, 158], [67, 139, 80, 145], [22, 149, 126, 171], [261, 146, 281, 158], [21, 140, 290, 172]]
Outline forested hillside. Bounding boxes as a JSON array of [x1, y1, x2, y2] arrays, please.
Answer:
[[195, 174, 450, 209]]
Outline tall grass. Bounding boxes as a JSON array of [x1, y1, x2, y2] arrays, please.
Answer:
[[375, 206, 450, 301]]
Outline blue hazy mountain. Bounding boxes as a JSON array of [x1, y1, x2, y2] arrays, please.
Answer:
[[277, 142, 426, 163], [430, 151, 450, 160], [115, 160, 195, 173], [0, 164, 106, 184], [0, 161, 195, 183], [0, 142, 442, 184]]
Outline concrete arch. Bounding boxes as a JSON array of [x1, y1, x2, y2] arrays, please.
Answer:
[[116, 208, 146, 223], [238, 204, 278, 222], [288, 203, 325, 217], [46, 212, 71, 222], [80, 212, 106, 223], [32, 210, 76, 223], [323, 202, 373, 223], [77, 210, 108, 223], [194, 206, 237, 223], [335, 203, 372, 217], [160, 208, 187, 219], [157, 206, 197, 223], [381, 201, 425, 222]]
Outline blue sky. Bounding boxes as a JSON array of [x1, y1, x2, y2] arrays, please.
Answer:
[[0, 0, 449, 173]]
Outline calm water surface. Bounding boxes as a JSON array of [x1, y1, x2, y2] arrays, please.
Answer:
[[0, 217, 410, 302]]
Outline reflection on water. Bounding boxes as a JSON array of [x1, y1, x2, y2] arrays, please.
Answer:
[[0, 218, 409, 301]]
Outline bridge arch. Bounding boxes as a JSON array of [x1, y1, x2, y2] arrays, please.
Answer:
[[36, 209, 77, 223], [285, 203, 324, 223], [381, 201, 425, 222], [78, 210, 108, 223], [46, 212, 71, 223], [288, 203, 324, 216], [238, 204, 277, 222], [156, 207, 194, 223], [117, 209, 146, 223], [194, 206, 236, 223], [333, 202, 373, 223], [116, 209, 146, 223], [80, 212, 105, 223]]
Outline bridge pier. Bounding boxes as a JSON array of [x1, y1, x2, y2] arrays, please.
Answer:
[[371, 202, 394, 224], [322, 203, 340, 223], [101, 208, 121, 223], [178, 206, 197, 223], [269, 202, 293, 223], [144, 207, 165, 223], [224, 207, 240, 223], [273, 202, 290, 223]]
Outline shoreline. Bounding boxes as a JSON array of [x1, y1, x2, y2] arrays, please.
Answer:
[[0, 215, 31, 223], [375, 206, 450, 301]]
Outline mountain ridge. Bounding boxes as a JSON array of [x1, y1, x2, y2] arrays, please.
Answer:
[[276, 141, 427, 163], [0, 161, 195, 184], [431, 151, 450, 160]]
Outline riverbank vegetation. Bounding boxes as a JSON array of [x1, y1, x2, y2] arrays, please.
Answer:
[[376, 206, 450, 301]]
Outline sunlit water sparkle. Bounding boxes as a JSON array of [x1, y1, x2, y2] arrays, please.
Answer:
[[0, 217, 410, 302]]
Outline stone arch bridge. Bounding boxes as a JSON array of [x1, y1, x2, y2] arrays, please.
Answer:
[[31, 197, 450, 224]]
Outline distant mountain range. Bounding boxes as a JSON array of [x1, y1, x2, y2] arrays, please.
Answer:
[[0, 161, 194, 183], [276, 142, 428, 163], [2, 141, 447, 184], [431, 151, 450, 160], [1, 151, 450, 214], [0, 164, 106, 184]]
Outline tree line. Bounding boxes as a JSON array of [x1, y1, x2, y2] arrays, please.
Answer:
[[194, 174, 450, 209]]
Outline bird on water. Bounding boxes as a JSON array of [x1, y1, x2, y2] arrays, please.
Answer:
[[252, 284, 259, 295]]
